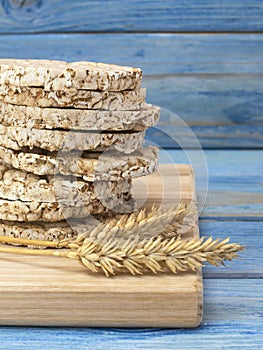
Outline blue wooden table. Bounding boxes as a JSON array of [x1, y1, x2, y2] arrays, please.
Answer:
[[0, 1, 262, 348]]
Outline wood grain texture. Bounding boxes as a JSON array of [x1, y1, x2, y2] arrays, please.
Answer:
[[0, 34, 262, 74], [0, 164, 203, 328], [159, 150, 263, 218], [144, 75, 263, 126], [147, 125, 263, 149], [0, 280, 261, 349], [0, 0, 262, 33], [145, 75, 263, 148]]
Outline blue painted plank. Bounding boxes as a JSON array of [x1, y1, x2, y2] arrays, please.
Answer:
[[144, 75, 263, 126], [147, 125, 263, 149], [0, 34, 262, 74], [200, 220, 262, 278], [0, 0, 262, 33], [144, 74, 263, 148], [0, 280, 261, 349], [159, 150, 263, 217], [164, 150, 263, 177]]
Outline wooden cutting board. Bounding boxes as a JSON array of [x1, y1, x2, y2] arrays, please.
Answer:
[[0, 164, 203, 328]]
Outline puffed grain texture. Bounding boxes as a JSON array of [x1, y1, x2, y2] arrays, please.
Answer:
[[0, 212, 130, 248], [0, 192, 133, 222], [0, 103, 160, 131], [0, 59, 142, 91], [0, 86, 145, 110], [0, 146, 158, 181], [0, 162, 131, 204], [0, 124, 145, 153]]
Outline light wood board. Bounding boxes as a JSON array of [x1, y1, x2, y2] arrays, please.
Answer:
[[0, 164, 203, 328]]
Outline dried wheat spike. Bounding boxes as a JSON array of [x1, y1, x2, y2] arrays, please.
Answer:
[[0, 203, 244, 277], [74, 202, 196, 244], [54, 235, 244, 277]]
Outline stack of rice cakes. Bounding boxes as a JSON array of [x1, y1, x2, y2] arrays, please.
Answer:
[[0, 59, 159, 244]]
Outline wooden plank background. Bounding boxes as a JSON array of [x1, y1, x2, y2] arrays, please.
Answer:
[[163, 150, 263, 218], [0, 0, 262, 148], [0, 0, 262, 33]]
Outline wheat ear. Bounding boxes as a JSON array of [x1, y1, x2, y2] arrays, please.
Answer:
[[64, 235, 244, 276], [0, 204, 243, 276], [75, 202, 195, 243], [0, 235, 244, 277], [0, 203, 194, 249]]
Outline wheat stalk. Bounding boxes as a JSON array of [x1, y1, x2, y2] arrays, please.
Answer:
[[0, 202, 194, 249], [0, 235, 243, 277], [0, 204, 243, 277]]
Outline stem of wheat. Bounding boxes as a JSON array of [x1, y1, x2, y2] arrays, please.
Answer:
[[0, 204, 244, 276], [0, 235, 243, 277]]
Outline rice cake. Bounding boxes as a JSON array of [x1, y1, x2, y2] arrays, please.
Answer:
[[0, 59, 142, 91], [0, 162, 131, 205], [0, 86, 145, 110], [0, 146, 158, 181], [0, 124, 145, 153], [0, 192, 133, 222], [0, 103, 160, 131], [0, 216, 104, 246]]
